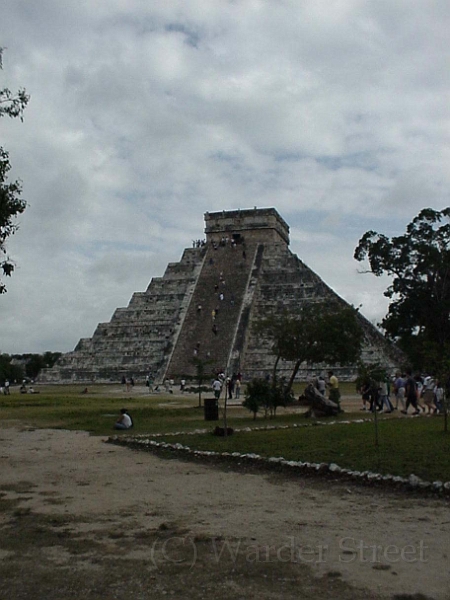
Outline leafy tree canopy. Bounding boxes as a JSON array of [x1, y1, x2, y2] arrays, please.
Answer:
[[354, 208, 450, 371], [0, 48, 30, 293], [256, 301, 363, 392]]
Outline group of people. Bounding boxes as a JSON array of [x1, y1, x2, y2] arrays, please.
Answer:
[[360, 370, 445, 415], [19, 382, 38, 394], [212, 371, 242, 400], [211, 236, 243, 250], [311, 371, 341, 408]]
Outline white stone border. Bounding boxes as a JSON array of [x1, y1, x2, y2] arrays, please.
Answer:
[[121, 417, 374, 439], [108, 419, 450, 496]]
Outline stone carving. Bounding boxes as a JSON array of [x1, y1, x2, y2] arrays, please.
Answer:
[[302, 384, 340, 418]]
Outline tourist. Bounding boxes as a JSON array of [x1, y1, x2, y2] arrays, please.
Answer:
[[327, 371, 341, 410], [235, 378, 241, 399], [401, 371, 420, 415], [226, 377, 234, 400], [180, 379, 186, 393], [423, 375, 437, 414], [359, 380, 370, 410], [415, 374, 425, 412], [4, 380, 10, 395], [393, 372, 405, 410], [378, 378, 393, 413], [212, 378, 222, 399], [146, 375, 154, 393], [368, 382, 381, 413], [316, 375, 326, 396], [434, 380, 444, 413], [114, 408, 133, 430]]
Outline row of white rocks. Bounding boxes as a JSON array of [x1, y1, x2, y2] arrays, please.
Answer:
[[124, 418, 374, 439], [120, 413, 438, 440], [108, 425, 450, 495]]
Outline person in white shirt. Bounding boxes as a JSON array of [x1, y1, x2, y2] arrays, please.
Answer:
[[114, 409, 133, 430], [212, 378, 222, 399]]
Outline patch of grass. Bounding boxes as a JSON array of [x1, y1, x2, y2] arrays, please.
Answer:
[[0, 383, 342, 435], [160, 418, 450, 482], [3, 383, 450, 483]]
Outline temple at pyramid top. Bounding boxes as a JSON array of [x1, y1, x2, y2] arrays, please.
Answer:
[[204, 207, 290, 245]]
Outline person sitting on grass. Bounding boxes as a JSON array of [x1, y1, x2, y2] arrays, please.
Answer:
[[114, 408, 133, 430]]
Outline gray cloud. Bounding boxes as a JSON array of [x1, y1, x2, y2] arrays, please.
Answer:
[[1, 0, 449, 353]]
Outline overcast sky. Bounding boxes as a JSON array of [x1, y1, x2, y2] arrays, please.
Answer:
[[1, 0, 449, 355]]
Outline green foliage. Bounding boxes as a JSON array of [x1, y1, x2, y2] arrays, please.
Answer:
[[270, 377, 294, 415], [256, 301, 363, 391], [243, 378, 270, 419], [355, 361, 388, 392], [0, 353, 24, 381], [355, 207, 450, 373], [191, 357, 214, 407], [0, 352, 61, 381], [243, 377, 294, 419], [21, 352, 62, 378], [1, 48, 30, 293]]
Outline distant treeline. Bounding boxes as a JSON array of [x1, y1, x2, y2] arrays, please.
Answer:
[[0, 352, 62, 382]]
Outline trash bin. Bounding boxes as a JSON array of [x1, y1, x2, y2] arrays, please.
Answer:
[[204, 398, 219, 421]]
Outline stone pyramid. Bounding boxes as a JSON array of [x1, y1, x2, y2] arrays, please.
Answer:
[[40, 208, 402, 384]]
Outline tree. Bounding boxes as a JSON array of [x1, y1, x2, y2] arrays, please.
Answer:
[[355, 361, 388, 448], [191, 357, 213, 407], [0, 353, 24, 382], [0, 48, 29, 293], [243, 378, 267, 419], [256, 301, 363, 393], [354, 208, 450, 373], [242, 377, 293, 420]]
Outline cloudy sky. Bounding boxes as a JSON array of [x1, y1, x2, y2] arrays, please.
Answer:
[[1, 0, 449, 355]]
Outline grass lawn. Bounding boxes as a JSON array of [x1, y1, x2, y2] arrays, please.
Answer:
[[1, 383, 450, 482], [0, 382, 356, 435], [163, 418, 450, 482]]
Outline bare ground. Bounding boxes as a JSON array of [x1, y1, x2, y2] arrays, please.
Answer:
[[0, 424, 449, 600]]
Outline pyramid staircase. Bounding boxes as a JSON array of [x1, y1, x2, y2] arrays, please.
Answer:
[[164, 242, 260, 379]]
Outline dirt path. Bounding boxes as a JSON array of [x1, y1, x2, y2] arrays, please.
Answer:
[[0, 425, 449, 599]]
